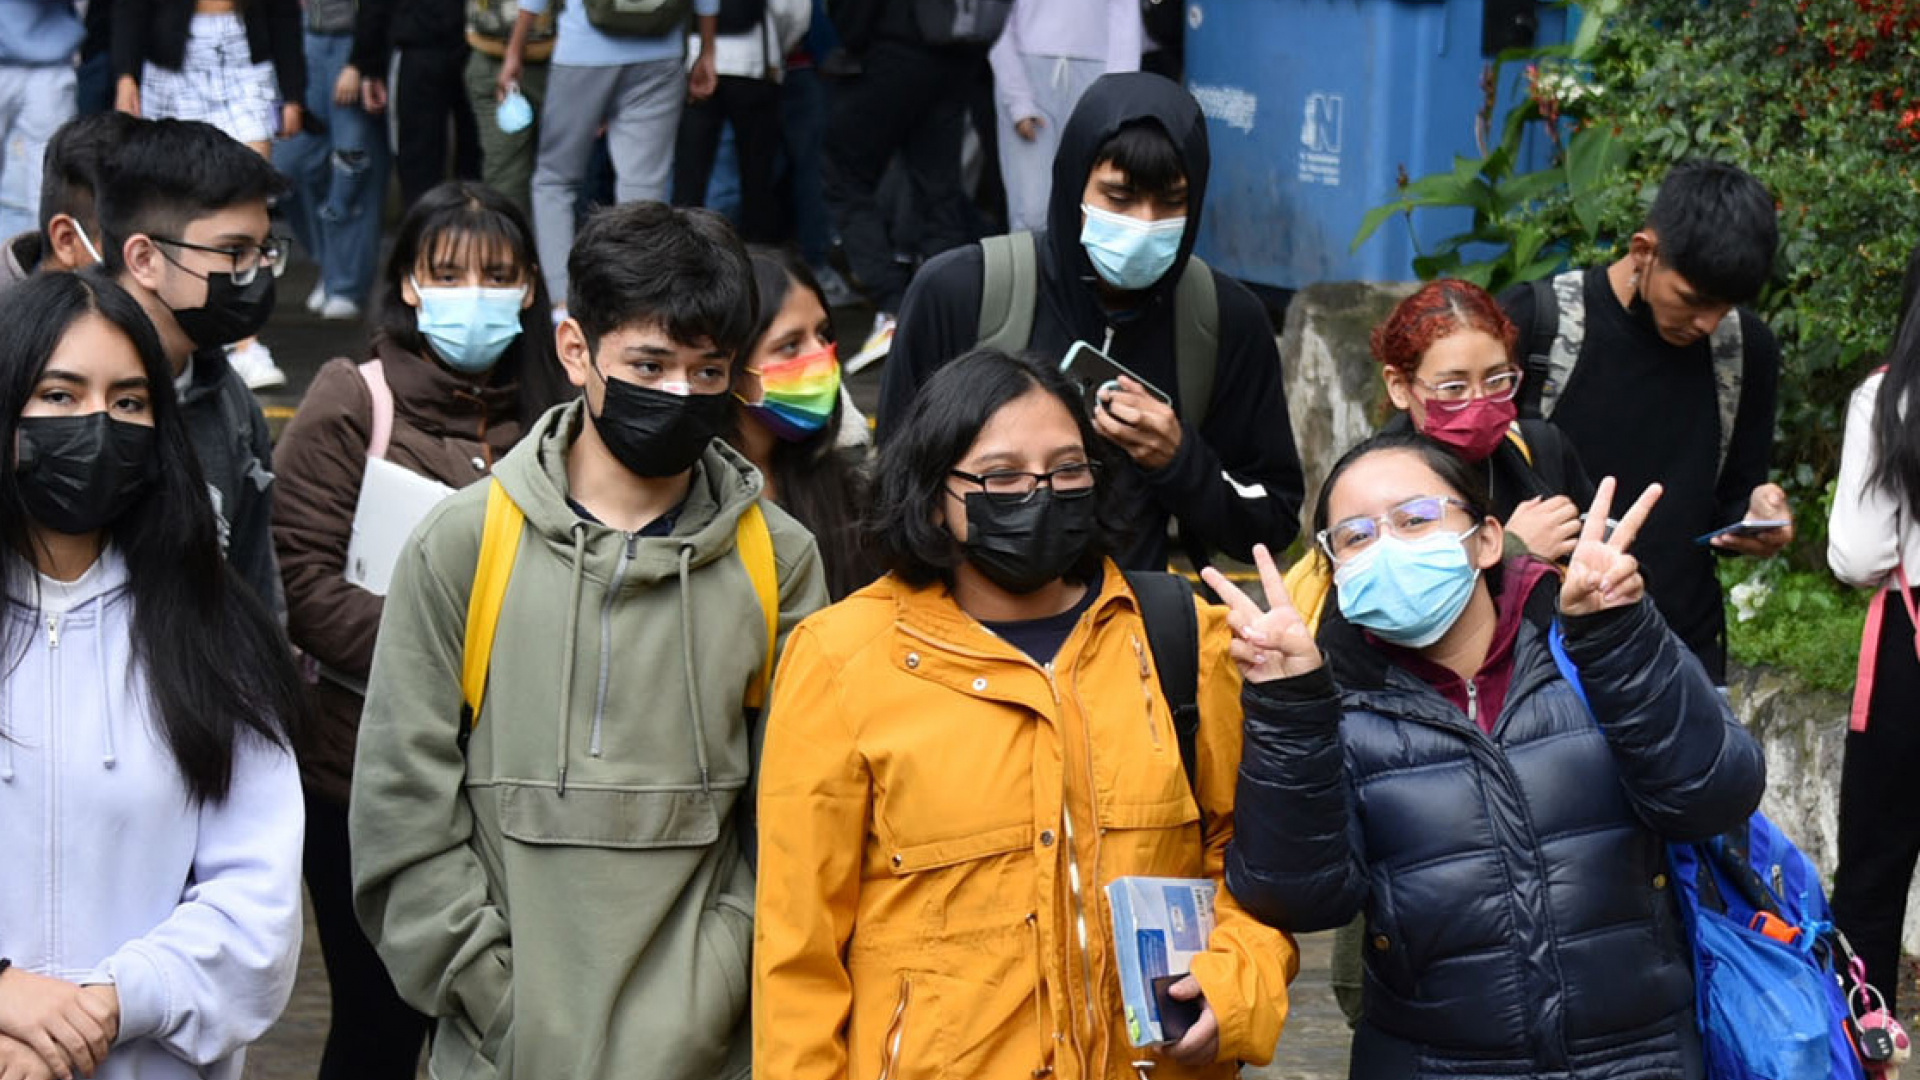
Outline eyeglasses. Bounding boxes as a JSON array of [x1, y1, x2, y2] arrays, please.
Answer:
[[1410, 368, 1523, 412], [152, 235, 289, 286], [1318, 495, 1473, 563], [948, 461, 1099, 504]]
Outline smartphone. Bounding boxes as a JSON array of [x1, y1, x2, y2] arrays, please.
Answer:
[[1694, 519, 1791, 545], [1059, 340, 1172, 416], [1150, 974, 1203, 1043]]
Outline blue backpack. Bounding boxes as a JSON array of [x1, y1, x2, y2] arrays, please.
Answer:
[[1549, 625, 1868, 1080]]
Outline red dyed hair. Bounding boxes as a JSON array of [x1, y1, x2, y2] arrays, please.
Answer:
[[1370, 278, 1520, 374]]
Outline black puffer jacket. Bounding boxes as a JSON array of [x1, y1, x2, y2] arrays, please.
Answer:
[[1227, 573, 1764, 1079]]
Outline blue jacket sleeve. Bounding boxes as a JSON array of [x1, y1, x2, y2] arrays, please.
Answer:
[[1560, 600, 1766, 841], [1224, 667, 1368, 933]]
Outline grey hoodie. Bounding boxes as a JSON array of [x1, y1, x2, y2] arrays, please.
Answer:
[[351, 400, 827, 1080]]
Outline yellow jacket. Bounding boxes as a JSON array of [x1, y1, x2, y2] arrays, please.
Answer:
[[754, 563, 1298, 1080]]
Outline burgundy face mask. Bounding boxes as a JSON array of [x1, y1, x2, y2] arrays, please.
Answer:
[[1418, 395, 1517, 463]]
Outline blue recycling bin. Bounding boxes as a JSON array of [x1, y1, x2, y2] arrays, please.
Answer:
[[1187, 0, 1568, 289]]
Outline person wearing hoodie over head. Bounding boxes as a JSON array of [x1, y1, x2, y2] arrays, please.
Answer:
[[350, 200, 828, 1080], [0, 269, 306, 1080], [878, 72, 1306, 572]]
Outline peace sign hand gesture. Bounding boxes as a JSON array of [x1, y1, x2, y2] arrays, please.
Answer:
[[1199, 544, 1324, 684], [1561, 477, 1664, 617]]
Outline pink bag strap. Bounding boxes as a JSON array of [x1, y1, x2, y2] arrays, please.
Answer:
[[1851, 567, 1920, 733], [357, 360, 395, 461]]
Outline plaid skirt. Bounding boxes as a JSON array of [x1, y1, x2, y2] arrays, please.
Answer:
[[141, 13, 280, 144]]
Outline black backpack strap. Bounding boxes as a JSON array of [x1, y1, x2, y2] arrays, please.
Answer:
[[1123, 570, 1203, 791], [1520, 276, 1559, 418]]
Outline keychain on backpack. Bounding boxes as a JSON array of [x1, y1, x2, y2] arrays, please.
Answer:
[[1847, 956, 1912, 1079]]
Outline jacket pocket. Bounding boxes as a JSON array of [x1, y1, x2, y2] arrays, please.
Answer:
[[1364, 868, 1418, 997], [494, 781, 720, 849], [888, 824, 1032, 875]]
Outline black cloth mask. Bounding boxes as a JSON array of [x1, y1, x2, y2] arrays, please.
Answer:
[[959, 489, 1095, 594], [590, 372, 730, 479], [172, 269, 276, 348], [15, 412, 158, 535]]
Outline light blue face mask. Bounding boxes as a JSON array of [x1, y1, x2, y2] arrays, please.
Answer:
[[412, 278, 526, 373], [1333, 526, 1482, 648], [1079, 202, 1186, 291], [497, 87, 534, 135]]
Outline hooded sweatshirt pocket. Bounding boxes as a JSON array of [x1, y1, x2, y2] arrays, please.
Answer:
[[495, 781, 721, 848]]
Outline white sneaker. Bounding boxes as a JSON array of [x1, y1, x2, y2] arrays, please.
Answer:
[[305, 283, 327, 314], [318, 296, 361, 320], [845, 312, 896, 374], [228, 339, 287, 391]]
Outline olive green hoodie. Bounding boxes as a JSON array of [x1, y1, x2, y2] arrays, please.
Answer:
[[350, 400, 828, 1080]]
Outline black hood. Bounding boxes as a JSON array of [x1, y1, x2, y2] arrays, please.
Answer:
[[1045, 72, 1211, 310]]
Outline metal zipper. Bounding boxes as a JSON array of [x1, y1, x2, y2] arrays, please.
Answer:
[[45, 614, 60, 649], [1465, 680, 1479, 727], [878, 977, 911, 1080], [589, 533, 637, 757]]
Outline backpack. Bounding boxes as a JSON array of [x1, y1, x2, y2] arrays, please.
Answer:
[[1524, 270, 1744, 481], [581, 0, 692, 38], [1547, 625, 1870, 1080], [910, 0, 1011, 45], [715, 0, 765, 35], [1123, 570, 1204, 791], [457, 479, 782, 734], [977, 231, 1219, 428]]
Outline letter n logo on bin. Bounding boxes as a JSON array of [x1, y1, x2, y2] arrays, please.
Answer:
[[1301, 93, 1343, 154]]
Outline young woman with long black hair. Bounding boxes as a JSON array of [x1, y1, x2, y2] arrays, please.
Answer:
[[0, 270, 306, 1080], [271, 179, 567, 1080], [726, 248, 875, 600], [1828, 240, 1920, 1012]]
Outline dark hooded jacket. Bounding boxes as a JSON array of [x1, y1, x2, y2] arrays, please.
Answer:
[[181, 346, 286, 623], [1226, 570, 1765, 1080], [878, 72, 1306, 570]]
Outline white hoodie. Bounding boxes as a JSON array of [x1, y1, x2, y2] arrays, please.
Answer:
[[0, 546, 304, 1079], [1829, 369, 1920, 588]]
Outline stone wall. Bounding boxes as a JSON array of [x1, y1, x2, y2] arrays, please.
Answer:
[[1277, 281, 1909, 948]]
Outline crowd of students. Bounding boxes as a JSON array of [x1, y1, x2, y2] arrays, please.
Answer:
[[1, 46, 1919, 1080]]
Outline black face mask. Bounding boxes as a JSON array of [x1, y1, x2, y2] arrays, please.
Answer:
[[959, 489, 1096, 594], [15, 412, 159, 535], [590, 372, 730, 479], [172, 270, 276, 349]]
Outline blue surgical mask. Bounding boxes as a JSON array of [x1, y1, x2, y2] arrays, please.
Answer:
[[1333, 526, 1481, 648], [497, 87, 534, 134], [1079, 202, 1185, 291], [412, 278, 526, 373]]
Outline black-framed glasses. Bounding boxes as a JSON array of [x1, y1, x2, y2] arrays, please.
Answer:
[[1410, 368, 1523, 412], [949, 461, 1100, 504], [1317, 495, 1473, 563], [152, 235, 289, 286]]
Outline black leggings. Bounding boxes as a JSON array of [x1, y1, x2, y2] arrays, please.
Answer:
[[304, 790, 432, 1080], [1831, 591, 1920, 1012]]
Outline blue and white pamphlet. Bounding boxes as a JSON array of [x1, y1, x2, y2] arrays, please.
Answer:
[[1106, 876, 1216, 1046]]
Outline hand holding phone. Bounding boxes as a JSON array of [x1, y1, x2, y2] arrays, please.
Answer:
[[1059, 340, 1170, 415], [1694, 519, 1791, 546]]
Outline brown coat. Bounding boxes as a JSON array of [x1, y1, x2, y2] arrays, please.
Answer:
[[272, 343, 528, 803]]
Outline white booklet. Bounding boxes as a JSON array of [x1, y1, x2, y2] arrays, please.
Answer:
[[1107, 875, 1217, 1046], [344, 457, 457, 596]]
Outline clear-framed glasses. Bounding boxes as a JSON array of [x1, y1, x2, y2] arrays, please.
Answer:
[[1318, 495, 1474, 563], [948, 461, 1100, 505], [153, 234, 289, 286], [1410, 367, 1523, 412]]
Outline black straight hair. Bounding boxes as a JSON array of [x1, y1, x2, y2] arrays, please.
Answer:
[[1091, 118, 1188, 200], [1870, 239, 1920, 518], [0, 270, 303, 804], [733, 249, 876, 599], [369, 181, 569, 427], [1313, 429, 1497, 539], [37, 111, 139, 239], [567, 202, 758, 361], [94, 118, 288, 273], [1644, 159, 1778, 306], [868, 348, 1131, 588]]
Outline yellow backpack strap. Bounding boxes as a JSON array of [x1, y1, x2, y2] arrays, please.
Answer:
[[1504, 422, 1534, 466], [736, 502, 780, 709], [461, 479, 526, 727]]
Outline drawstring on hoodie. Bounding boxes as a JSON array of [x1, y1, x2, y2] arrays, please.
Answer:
[[95, 594, 114, 768], [554, 522, 589, 796], [1, 668, 12, 783], [676, 544, 713, 797], [1051, 54, 1070, 91]]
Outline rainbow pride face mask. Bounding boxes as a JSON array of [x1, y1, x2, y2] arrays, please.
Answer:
[[741, 345, 840, 441]]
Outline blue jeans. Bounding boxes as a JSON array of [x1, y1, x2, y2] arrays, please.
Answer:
[[277, 31, 388, 306]]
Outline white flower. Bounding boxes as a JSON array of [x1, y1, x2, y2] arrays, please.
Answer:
[[1729, 577, 1774, 623]]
